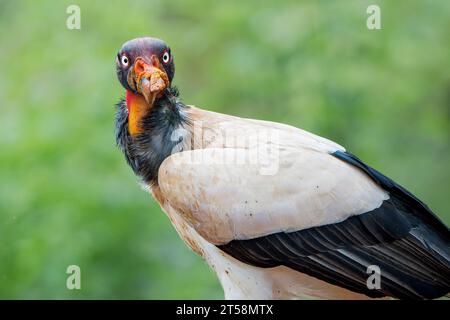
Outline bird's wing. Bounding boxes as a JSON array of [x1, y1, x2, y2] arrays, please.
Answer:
[[158, 119, 450, 299]]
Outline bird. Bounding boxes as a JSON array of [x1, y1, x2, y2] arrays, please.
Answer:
[[114, 37, 450, 299]]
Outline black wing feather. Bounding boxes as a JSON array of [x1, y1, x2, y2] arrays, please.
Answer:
[[333, 150, 449, 236], [218, 151, 450, 299]]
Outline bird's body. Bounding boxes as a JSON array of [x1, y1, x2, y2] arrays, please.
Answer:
[[114, 37, 450, 299]]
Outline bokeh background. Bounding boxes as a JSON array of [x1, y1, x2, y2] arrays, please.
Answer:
[[0, 0, 449, 299]]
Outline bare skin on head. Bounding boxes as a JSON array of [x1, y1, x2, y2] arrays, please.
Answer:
[[116, 37, 172, 135]]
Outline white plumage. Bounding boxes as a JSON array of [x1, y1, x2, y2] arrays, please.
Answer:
[[158, 108, 388, 244]]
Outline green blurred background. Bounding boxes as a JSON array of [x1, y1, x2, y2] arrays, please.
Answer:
[[0, 0, 449, 299]]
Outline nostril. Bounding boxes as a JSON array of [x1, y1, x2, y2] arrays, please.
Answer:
[[134, 59, 146, 74]]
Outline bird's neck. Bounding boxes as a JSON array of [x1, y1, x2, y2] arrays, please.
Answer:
[[126, 90, 150, 136], [117, 87, 189, 184], [125, 88, 183, 136]]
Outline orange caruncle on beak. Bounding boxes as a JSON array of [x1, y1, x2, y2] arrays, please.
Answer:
[[134, 56, 169, 105]]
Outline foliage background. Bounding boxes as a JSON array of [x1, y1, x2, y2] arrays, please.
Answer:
[[0, 0, 448, 299]]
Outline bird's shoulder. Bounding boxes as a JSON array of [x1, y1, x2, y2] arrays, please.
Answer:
[[185, 106, 345, 153], [157, 106, 387, 244]]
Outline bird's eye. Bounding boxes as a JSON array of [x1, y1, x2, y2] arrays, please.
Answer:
[[162, 51, 170, 64], [121, 55, 129, 66]]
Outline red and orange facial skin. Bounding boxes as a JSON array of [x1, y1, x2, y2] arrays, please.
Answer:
[[126, 57, 170, 136]]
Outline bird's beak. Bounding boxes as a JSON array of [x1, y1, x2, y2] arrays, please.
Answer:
[[132, 55, 169, 105]]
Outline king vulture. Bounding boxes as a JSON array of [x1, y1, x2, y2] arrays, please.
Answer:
[[114, 37, 450, 299]]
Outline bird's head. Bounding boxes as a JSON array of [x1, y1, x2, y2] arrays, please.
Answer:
[[116, 37, 174, 104]]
